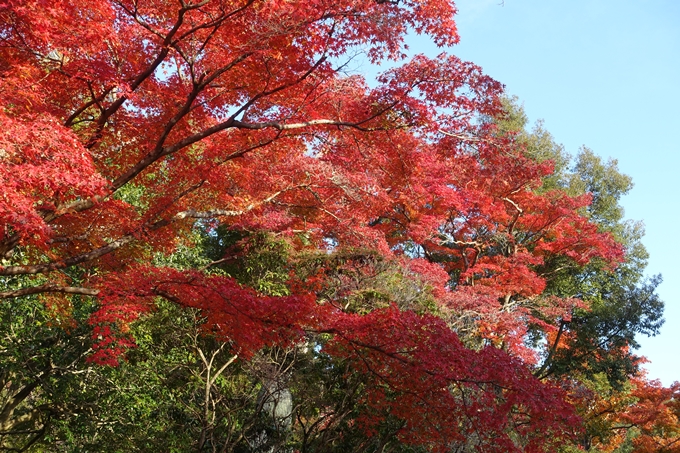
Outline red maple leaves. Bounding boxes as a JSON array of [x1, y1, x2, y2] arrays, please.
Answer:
[[0, 0, 664, 450]]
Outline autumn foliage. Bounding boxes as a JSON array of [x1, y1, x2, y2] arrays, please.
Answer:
[[0, 0, 675, 451]]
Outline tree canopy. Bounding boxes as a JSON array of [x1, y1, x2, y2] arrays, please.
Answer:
[[0, 1, 676, 452]]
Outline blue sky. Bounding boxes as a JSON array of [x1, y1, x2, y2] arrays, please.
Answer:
[[385, 0, 679, 385]]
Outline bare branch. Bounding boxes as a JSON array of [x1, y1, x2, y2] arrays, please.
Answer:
[[0, 235, 135, 277], [174, 190, 283, 220], [0, 285, 100, 299], [232, 118, 372, 131]]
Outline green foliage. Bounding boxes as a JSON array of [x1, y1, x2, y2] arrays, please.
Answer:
[[547, 274, 663, 389], [568, 148, 633, 233], [40, 299, 268, 453], [198, 227, 291, 296], [112, 182, 149, 213], [0, 291, 93, 452]]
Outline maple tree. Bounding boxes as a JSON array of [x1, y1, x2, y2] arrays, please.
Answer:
[[0, 0, 674, 451]]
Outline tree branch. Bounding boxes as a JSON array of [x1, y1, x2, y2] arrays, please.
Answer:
[[0, 285, 100, 299], [0, 235, 135, 277], [535, 319, 568, 379]]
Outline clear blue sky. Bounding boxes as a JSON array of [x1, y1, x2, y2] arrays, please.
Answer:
[[381, 0, 679, 385]]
